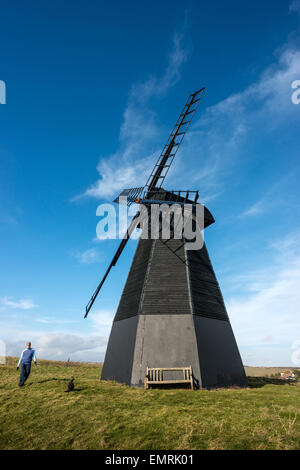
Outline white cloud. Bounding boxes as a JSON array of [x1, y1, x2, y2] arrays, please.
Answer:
[[172, 45, 300, 197], [71, 248, 101, 264], [33, 317, 76, 325], [6, 333, 107, 362], [37, 333, 107, 360], [127, 26, 189, 103], [73, 6, 300, 206], [74, 23, 190, 202], [227, 232, 300, 365], [88, 309, 114, 337], [82, 157, 155, 200], [241, 201, 265, 217], [0, 297, 39, 310], [2, 309, 115, 362], [239, 173, 294, 217]]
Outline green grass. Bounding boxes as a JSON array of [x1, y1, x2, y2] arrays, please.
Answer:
[[0, 358, 299, 450]]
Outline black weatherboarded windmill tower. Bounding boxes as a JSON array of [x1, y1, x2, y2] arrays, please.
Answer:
[[85, 89, 247, 389]]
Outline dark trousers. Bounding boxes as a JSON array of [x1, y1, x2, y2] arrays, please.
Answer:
[[19, 363, 31, 387]]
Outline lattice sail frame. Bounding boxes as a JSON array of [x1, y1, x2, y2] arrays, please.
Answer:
[[113, 88, 205, 207], [145, 88, 205, 193]]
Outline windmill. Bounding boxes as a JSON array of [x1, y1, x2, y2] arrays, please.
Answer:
[[85, 89, 247, 389]]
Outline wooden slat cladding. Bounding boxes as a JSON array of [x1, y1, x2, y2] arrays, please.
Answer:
[[114, 239, 153, 322], [114, 232, 228, 322], [187, 244, 229, 322], [142, 239, 191, 315]]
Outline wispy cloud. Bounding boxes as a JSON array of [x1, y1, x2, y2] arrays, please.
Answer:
[[71, 248, 101, 264], [239, 173, 295, 217], [290, 0, 300, 15], [166, 2, 300, 196], [33, 317, 76, 325], [0, 205, 22, 226], [74, 4, 300, 205], [74, 21, 190, 202], [127, 20, 189, 103], [172, 44, 300, 197], [0, 297, 39, 310], [0, 214, 19, 226], [226, 231, 300, 365], [241, 201, 265, 217]]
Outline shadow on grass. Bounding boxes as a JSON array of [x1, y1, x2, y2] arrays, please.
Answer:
[[0, 377, 69, 390], [26, 378, 69, 386], [247, 376, 297, 388], [27, 378, 84, 392]]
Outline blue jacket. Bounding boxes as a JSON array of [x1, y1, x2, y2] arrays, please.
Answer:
[[17, 348, 37, 367]]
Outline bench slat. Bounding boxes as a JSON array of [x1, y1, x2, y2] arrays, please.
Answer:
[[145, 366, 194, 390], [147, 380, 191, 384]]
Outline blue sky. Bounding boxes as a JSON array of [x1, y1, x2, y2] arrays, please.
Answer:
[[0, 0, 300, 365]]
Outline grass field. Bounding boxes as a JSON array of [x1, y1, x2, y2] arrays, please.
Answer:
[[0, 358, 299, 450]]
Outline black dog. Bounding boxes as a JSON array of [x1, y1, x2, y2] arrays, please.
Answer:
[[65, 378, 74, 392]]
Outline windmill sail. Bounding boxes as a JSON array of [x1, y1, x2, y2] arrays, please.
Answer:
[[146, 88, 205, 192]]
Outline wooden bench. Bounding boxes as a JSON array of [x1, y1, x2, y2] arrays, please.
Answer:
[[144, 366, 194, 390]]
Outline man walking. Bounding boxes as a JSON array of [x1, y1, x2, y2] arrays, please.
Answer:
[[17, 342, 37, 387]]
